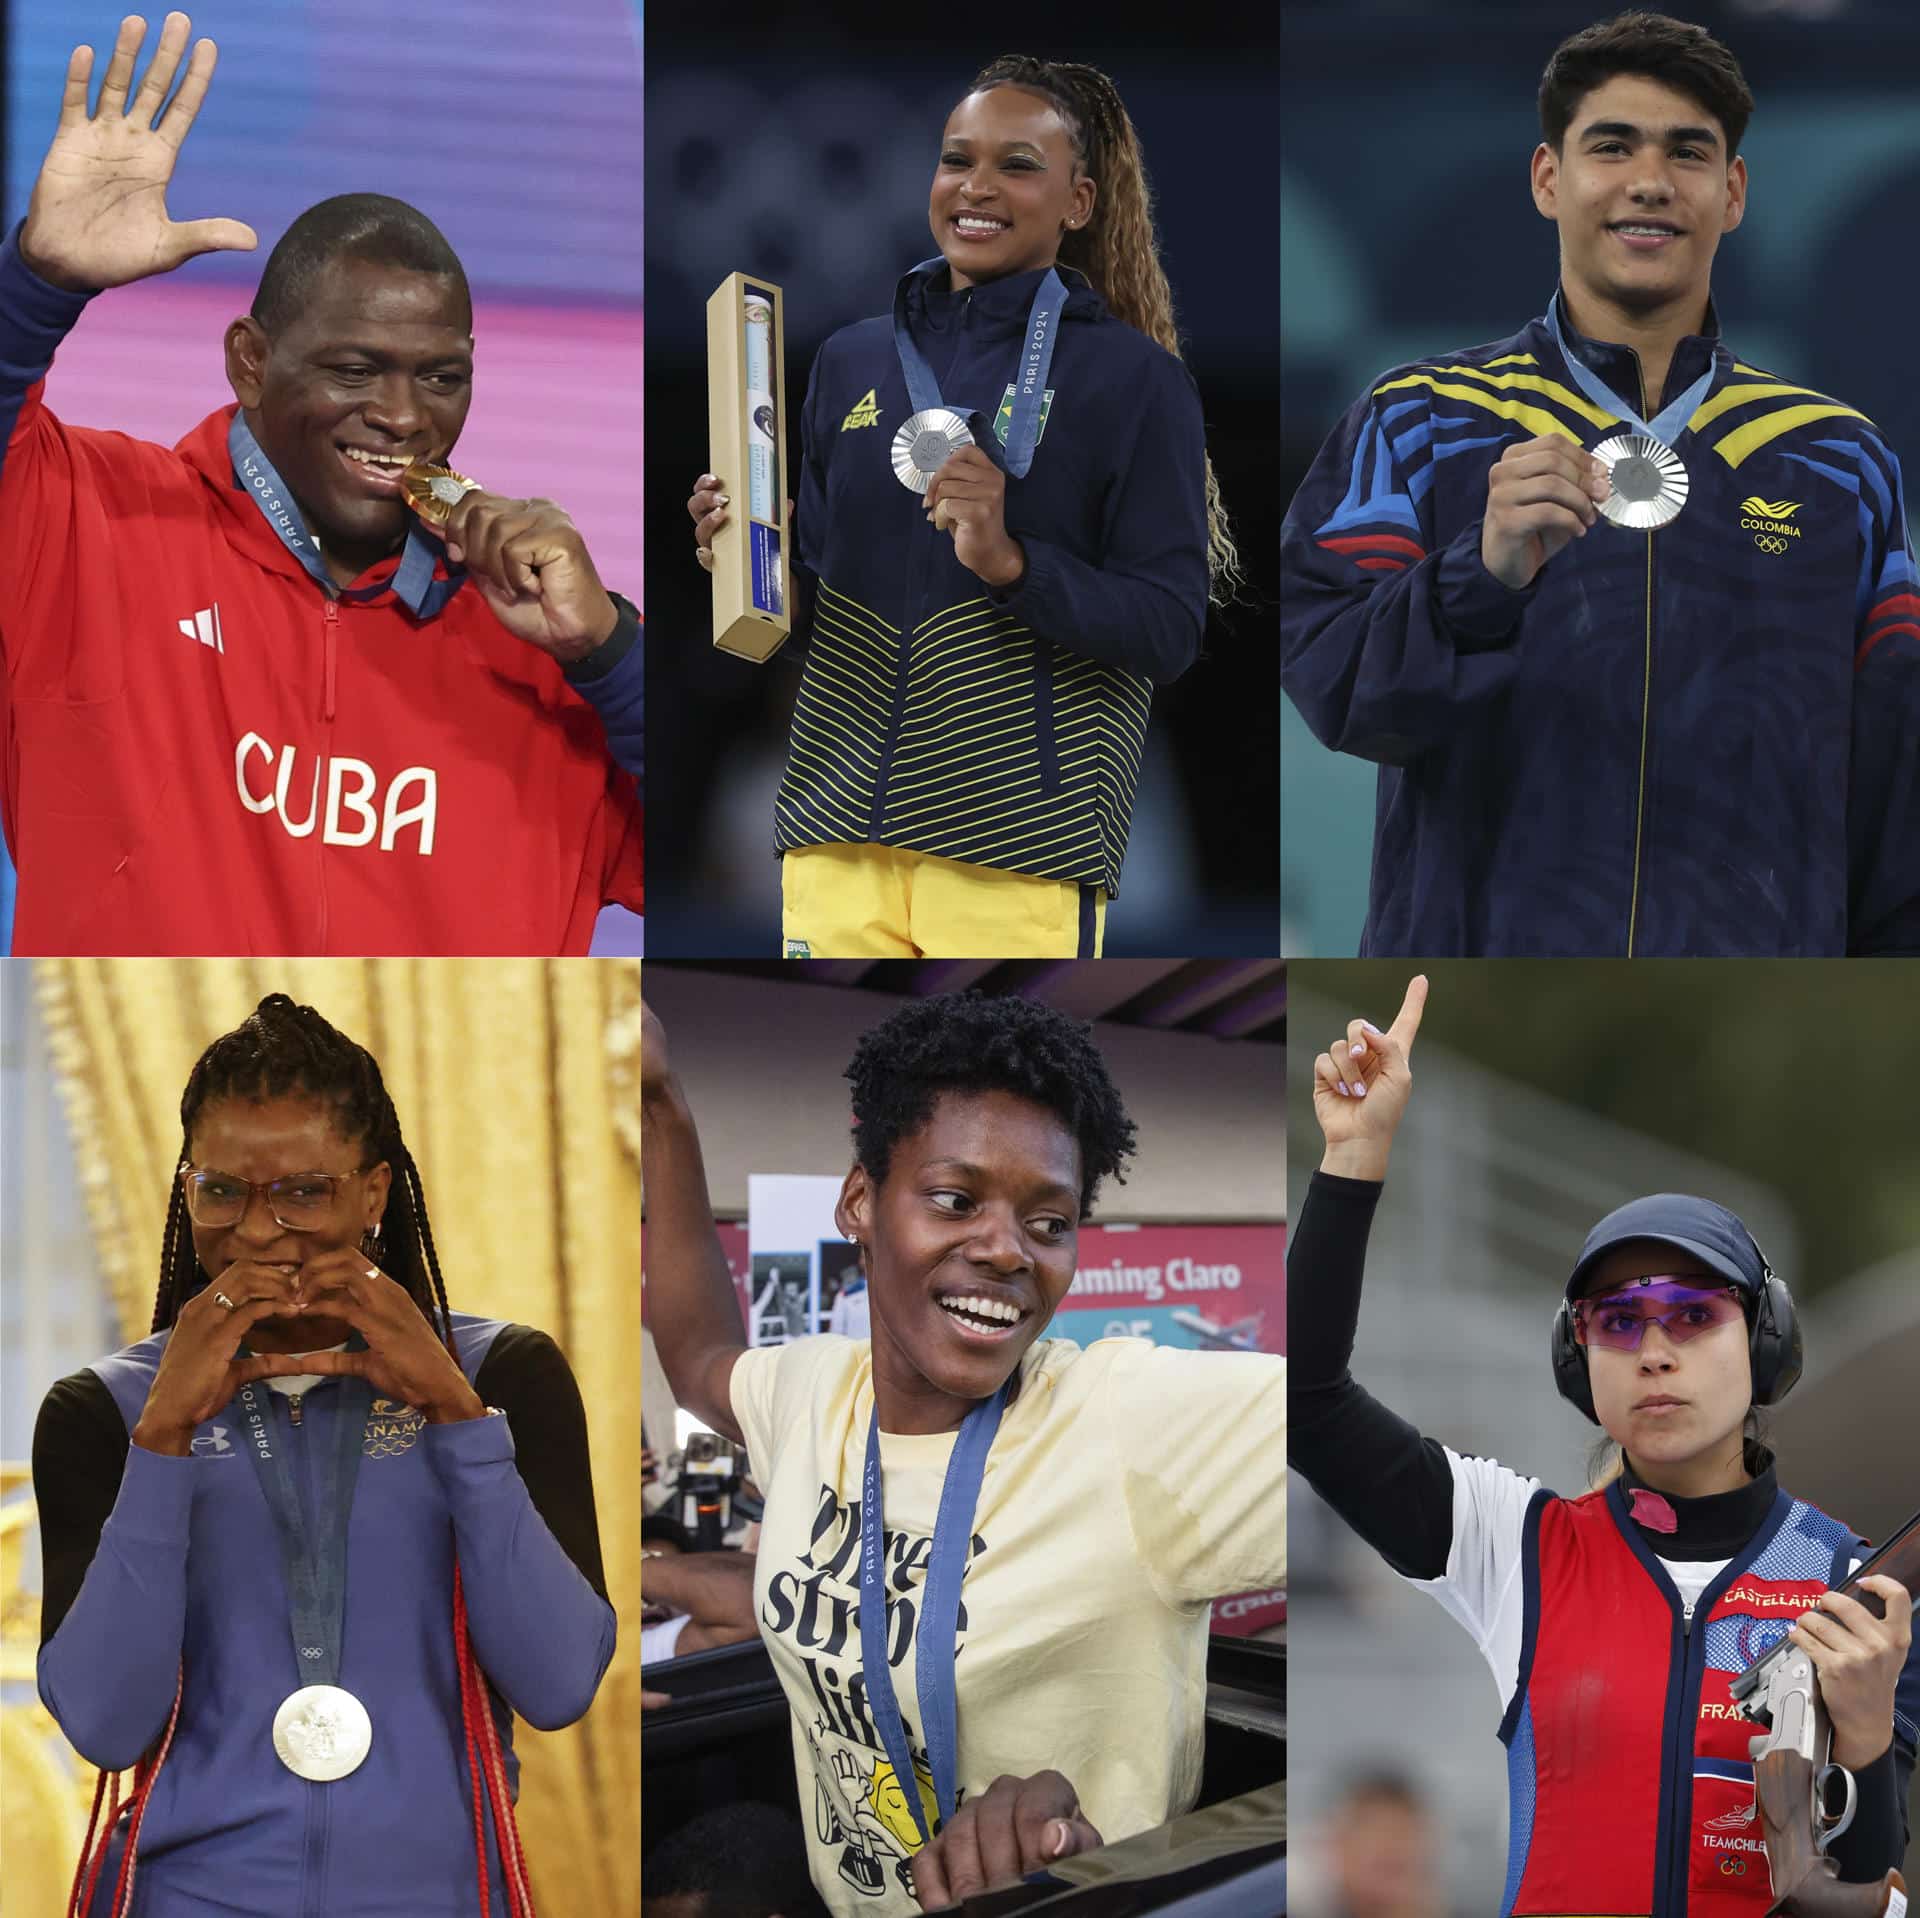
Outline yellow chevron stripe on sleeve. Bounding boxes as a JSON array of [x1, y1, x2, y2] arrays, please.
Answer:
[[1708, 402, 1873, 469], [1688, 380, 1867, 431], [1371, 376, 1600, 442], [1375, 366, 1619, 431]]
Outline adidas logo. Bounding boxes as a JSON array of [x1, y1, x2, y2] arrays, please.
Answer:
[[841, 389, 882, 431], [179, 604, 226, 652]]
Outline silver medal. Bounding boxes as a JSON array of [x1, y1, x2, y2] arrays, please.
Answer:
[[1593, 432, 1688, 530], [272, 1683, 373, 1781], [891, 407, 973, 495]]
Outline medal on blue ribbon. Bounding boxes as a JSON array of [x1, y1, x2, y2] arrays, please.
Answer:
[[1543, 289, 1716, 530], [858, 1377, 1011, 1850], [237, 1342, 376, 1781], [890, 260, 1066, 498], [227, 416, 464, 617]]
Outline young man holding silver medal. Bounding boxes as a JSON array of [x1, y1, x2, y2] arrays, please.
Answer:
[[0, 12, 643, 956], [1280, 11, 1919, 958]]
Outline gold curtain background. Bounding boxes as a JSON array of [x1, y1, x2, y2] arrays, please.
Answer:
[[1, 957, 643, 1915]]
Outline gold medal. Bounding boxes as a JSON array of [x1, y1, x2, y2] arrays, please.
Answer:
[[402, 461, 483, 527]]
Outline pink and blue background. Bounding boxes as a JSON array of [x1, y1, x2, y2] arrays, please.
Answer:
[[1, 0, 644, 951]]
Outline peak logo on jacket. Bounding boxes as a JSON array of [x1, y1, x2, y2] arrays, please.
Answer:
[[234, 733, 438, 855], [842, 390, 884, 431], [759, 1481, 986, 1899]]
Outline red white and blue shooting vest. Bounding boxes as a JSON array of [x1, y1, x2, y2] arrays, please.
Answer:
[[1499, 1481, 1861, 1916]]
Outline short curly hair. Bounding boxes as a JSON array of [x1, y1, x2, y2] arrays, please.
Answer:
[[845, 992, 1136, 1215]]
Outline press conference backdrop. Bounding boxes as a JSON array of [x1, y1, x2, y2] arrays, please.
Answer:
[[644, 9, 1281, 955], [1280, 3, 1920, 955], [0, 0, 644, 953]]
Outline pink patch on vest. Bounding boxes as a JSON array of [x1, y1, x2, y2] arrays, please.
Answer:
[[1629, 1487, 1679, 1533]]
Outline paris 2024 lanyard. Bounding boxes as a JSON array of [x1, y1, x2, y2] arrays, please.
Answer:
[[888, 260, 1066, 495], [858, 1376, 1011, 1847]]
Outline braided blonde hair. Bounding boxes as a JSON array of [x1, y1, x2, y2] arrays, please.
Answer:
[[966, 56, 1242, 607]]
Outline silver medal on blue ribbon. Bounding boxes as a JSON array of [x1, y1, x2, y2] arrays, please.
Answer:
[[1543, 289, 1717, 530], [889, 260, 1066, 501], [891, 408, 974, 495], [237, 1343, 376, 1781]]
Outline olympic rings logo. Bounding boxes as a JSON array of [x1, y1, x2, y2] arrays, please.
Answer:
[[1720, 1854, 1748, 1876], [1753, 533, 1789, 555]]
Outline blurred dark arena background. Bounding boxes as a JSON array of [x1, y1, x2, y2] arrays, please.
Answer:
[[1280, 1, 1920, 955], [0, 0, 645, 952], [645, 6, 1280, 956]]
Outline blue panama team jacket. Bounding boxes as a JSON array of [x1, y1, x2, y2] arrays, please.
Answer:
[[779, 263, 1209, 898], [39, 1313, 614, 1917], [1280, 290, 1920, 956]]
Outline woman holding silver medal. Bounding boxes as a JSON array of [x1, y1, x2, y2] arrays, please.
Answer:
[[32, 994, 614, 1916], [640, 991, 1285, 1915], [688, 55, 1236, 959]]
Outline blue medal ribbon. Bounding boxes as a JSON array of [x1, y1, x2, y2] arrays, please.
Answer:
[[892, 260, 1066, 478], [236, 1340, 373, 1689], [858, 1377, 1011, 1849], [227, 415, 462, 618], [1541, 286, 1717, 449]]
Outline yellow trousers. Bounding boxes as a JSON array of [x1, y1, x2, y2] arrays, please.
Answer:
[[780, 843, 1107, 958]]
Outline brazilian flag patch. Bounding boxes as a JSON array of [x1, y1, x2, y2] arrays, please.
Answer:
[[993, 384, 1055, 450], [784, 939, 812, 958]]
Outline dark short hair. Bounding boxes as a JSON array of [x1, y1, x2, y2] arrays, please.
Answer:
[[642, 1802, 826, 1917], [1539, 11, 1755, 158], [250, 193, 471, 336], [845, 992, 1136, 1217]]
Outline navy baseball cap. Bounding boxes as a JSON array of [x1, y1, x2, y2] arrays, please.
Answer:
[[1564, 1194, 1769, 1301]]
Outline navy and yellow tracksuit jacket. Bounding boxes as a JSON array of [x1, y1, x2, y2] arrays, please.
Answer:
[[780, 264, 1209, 898], [1281, 289, 1920, 956]]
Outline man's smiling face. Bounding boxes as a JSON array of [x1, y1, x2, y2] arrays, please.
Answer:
[[225, 254, 474, 574], [1532, 73, 1747, 322]]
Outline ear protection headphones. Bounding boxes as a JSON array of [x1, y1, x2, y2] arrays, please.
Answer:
[[1550, 1224, 1802, 1425]]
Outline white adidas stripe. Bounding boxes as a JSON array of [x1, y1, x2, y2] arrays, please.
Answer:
[[177, 604, 225, 653]]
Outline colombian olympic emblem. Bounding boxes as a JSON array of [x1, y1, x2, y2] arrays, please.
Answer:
[[1753, 533, 1789, 555]]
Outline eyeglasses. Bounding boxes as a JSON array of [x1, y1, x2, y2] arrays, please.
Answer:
[[180, 1164, 374, 1232], [1572, 1277, 1747, 1353]]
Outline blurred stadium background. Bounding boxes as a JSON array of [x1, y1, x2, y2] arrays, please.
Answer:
[[0, 0, 645, 954], [1280, 1, 1920, 955], [1285, 960, 1920, 1909], [644, 8, 1280, 956]]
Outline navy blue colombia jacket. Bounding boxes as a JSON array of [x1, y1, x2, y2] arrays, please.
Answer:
[[1280, 291, 1920, 956], [780, 263, 1209, 898]]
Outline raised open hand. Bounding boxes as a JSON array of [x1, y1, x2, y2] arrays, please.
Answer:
[[20, 13, 257, 294]]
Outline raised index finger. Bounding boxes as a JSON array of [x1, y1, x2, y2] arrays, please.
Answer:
[[1387, 973, 1429, 1050]]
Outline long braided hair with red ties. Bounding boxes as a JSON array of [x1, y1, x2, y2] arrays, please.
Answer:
[[69, 994, 538, 1918], [964, 55, 1244, 608]]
